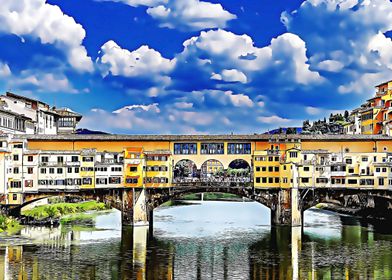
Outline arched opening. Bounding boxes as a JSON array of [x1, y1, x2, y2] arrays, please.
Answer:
[[200, 159, 224, 182], [173, 159, 199, 183], [227, 159, 251, 184]]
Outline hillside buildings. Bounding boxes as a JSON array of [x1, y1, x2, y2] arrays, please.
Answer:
[[0, 92, 82, 135]]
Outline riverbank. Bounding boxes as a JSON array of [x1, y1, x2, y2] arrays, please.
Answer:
[[21, 200, 109, 226]]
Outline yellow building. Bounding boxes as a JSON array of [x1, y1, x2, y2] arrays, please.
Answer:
[[144, 150, 172, 188], [80, 149, 95, 189], [124, 147, 145, 188]]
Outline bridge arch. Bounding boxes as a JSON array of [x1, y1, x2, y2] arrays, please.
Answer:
[[173, 159, 199, 182], [200, 159, 224, 181]]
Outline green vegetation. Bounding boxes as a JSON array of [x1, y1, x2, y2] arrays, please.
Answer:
[[180, 192, 241, 201], [22, 201, 109, 220], [0, 215, 22, 234]]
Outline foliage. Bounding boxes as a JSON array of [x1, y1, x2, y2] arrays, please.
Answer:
[[0, 215, 22, 233], [22, 201, 109, 220]]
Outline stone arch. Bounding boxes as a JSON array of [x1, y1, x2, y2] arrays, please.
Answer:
[[147, 187, 275, 211], [9, 189, 125, 216], [173, 159, 199, 182], [200, 159, 224, 180], [227, 159, 252, 183]]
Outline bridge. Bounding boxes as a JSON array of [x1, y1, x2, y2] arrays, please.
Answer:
[[2, 133, 392, 227]]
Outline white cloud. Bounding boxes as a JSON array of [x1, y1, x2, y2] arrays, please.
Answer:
[[0, 0, 93, 72], [223, 91, 253, 107], [98, 40, 174, 85], [9, 72, 78, 93], [305, 106, 322, 115], [97, 0, 165, 7], [257, 115, 291, 124], [0, 63, 11, 77], [211, 69, 247, 83], [146, 0, 236, 30], [316, 60, 344, 72], [174, 102, 193, 109], [179, 29, 322, 87], [112, 103, 160, 114]]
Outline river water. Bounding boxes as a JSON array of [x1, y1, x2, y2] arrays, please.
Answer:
[[0, 201, 392, 279]]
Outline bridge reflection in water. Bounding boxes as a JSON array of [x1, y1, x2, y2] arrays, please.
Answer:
[[1, 205, 392, 279]]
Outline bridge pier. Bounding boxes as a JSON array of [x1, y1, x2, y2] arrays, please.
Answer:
[[271, 167, 302, 227], [121, 188, 151, 227]]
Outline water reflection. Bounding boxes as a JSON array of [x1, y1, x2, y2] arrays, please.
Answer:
[[0, 202, 391, 279]]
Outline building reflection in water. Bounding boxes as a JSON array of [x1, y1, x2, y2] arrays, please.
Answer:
[[0, 209, 392, 279]]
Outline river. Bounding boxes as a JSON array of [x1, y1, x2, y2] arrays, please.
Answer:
[[0, 201, 392, 279]]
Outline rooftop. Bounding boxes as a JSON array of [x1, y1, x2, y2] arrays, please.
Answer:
[[18, 134, 392, 142]]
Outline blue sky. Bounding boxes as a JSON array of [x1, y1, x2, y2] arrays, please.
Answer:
[[0, 0, 392, 134]]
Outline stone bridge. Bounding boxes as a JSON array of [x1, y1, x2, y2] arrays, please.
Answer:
[[6, 185, 392, 228]]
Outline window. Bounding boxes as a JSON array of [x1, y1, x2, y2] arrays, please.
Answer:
[[256, 167, 261, 172], [82, 178, 92, 185], [362, 157, 368, 162], [227, 143, 251, 154], [27, 167, 33, 174], [283, 165, 287, 170], [262, 177, 267, 183], [27, 156, 33, 162], [274, 166, 279, 172], [376, 167, 381, 172], [268, 167, 273, 172], [301, 178, 309, 183], [348, 179, 357, 184], [256, 177, 261, 183], [71, 156, 78, 162], [274, 177, 279, 183], [41, 156, 49, 163], [25, 180, 33, 188], [130, 166, 138, 172], [268, 177, 273, 183], [67, 167, 72, 173], [13, 194, 17, 201], [111, 167, 122, 172], [316, 178, 328, 183], [345, 158, 352, 164], [57, 156, 64, 163], [379, 178, 385, 186], [382, 168, 387, 172], [283, 178, 288, 183], [82, 156, 94, 162], [289, 152, 298, 158], [10, 181, 21, 188], [200, 143, 224, 154], [40, 168, 46, 174], [49, 168, 55, 174], [174, 143, 197, 155], [348, 168, 354, 173], [13, 154, 19, 161], [57, 168, 63, 174], [58, 117, 75, 127], [332, 157, 337, 162], [268, 157, 273, 162], [96, 178, 108, 185], [275, 157, 279, 162], [126, 178, 138, 184], [55, 180, 65, 185], [262, 167, 266, 172], [75, 167, 79, 173], [304, 167, 310, 171], [13, 167, 19, 174], [109, 177, 121, 184]]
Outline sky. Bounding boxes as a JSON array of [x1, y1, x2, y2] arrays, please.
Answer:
[[0, 0, 392, 134]]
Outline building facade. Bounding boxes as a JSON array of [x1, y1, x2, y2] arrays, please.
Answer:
[[0, 134, 391, 206]]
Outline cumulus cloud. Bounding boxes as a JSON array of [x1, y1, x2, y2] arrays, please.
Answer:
[[0, 0, 93, 72], [257, 115, 291, 124], [98, 40, 174, 86], [8, 72, 79, 93], [146, 0, 236, 30], [211, 69, 247, 83], [112, 103, 160, 114], [174, 29, 322, 92], [101, 0, 236, 31], [283, 0, 392, 95]]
